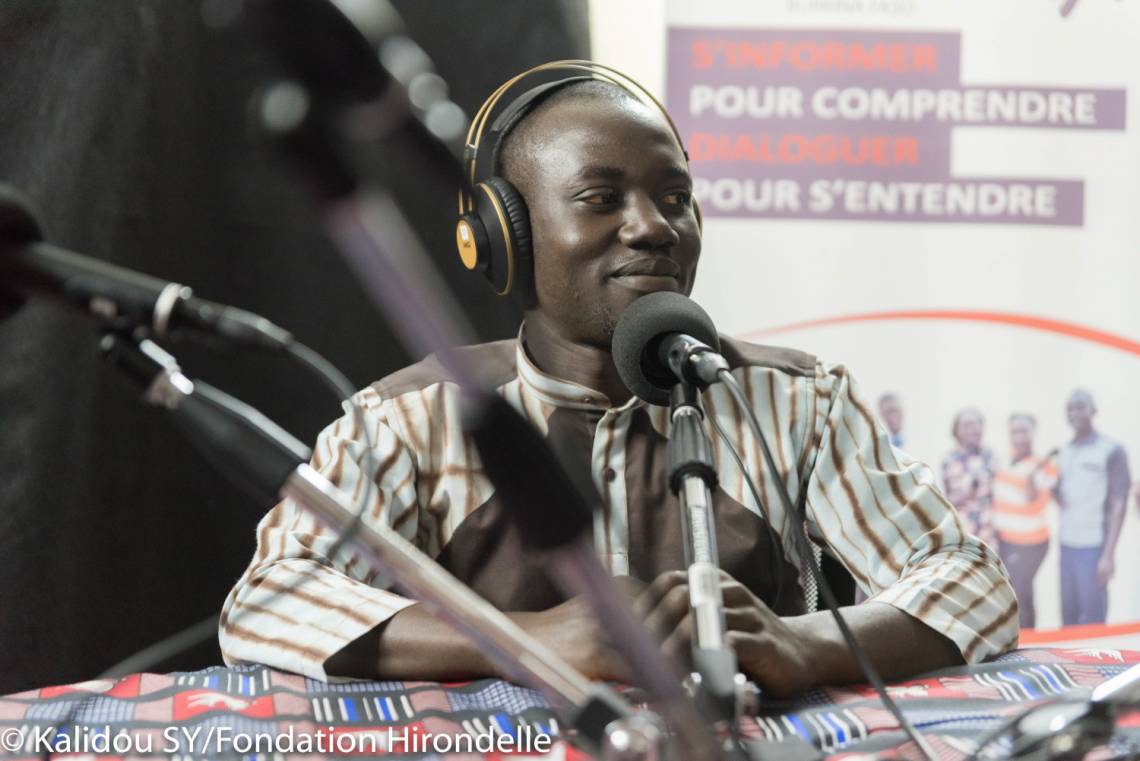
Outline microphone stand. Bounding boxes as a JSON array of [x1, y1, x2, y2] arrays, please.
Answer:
[[666, 382, 744, 726], [97, 330, 647, 757]]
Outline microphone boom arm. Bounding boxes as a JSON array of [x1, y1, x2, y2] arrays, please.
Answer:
[[98, 331, 639, 754]]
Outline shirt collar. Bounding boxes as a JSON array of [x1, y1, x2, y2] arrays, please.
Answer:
[[514, 325, 644, 412]]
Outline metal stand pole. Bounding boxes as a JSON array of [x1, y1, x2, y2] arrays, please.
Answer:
[[667, 382, 741, 725]]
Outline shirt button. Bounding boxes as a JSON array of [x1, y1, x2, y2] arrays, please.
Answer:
[[603, 467, 617, 482]]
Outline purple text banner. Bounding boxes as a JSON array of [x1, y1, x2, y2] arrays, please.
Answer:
[[666, 27, 1127, 226]]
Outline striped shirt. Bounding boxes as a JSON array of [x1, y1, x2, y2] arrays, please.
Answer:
[[219, 334, 1018, 680], [993, 456, 1058, 545]]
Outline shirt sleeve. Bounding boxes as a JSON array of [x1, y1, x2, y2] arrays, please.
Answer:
[[218, 385, 421, 680], [799, 362, 1019, 663]]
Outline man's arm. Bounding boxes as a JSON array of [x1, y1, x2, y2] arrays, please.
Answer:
[[325, 606, 498, 680], [751, 362, 1014, 688], [219, 387, 422, 680], [326, 584, 645, 681], [783, 602, 963, 688], [633, 362, 1013, 696], [1098, 495, 1127, 586], [1097, 444, 1132, 586], [637, 570, 960, 698]]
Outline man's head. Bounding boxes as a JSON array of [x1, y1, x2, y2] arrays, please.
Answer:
[[877, 393, 903, 435], [497, 80, 701, 348], [952, 407, 985, 451], [1066, 388, 1096, 435], [1008, 413, 1036, 458]]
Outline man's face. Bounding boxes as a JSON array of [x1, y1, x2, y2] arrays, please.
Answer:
[[514, 97, 701, 347], [1066, 396, 1094, 433], [879, 398, 902, 434]]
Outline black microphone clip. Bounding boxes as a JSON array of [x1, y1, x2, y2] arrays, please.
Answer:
[[660, 333, 730, 390]]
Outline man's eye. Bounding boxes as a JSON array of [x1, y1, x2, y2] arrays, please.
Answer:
[[580, 191, 619, 206], [663, 191, 692, 207]]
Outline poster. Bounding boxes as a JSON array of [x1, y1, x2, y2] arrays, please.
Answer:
[[593, 0, 1140, 647]]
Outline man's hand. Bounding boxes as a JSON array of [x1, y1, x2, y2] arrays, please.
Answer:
[[634, 570, 818, 698], [1097, 549, 1115, 586]]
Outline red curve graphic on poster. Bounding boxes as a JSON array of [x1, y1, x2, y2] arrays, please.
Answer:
[[741, 310, 1140, 357]]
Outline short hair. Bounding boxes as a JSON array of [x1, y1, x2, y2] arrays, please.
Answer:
[[1067, 388, 1096, 409], [878, 392, 900, 407], [1008, 412, 1037, 430], [495, 79, 643, 187]]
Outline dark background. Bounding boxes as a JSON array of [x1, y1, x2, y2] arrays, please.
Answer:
[[0, 0, 589, 694]]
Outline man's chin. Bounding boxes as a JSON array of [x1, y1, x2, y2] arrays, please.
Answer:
[[592, 280, 694, 350]]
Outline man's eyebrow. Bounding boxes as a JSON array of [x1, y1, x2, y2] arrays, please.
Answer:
[[572, 165, 625, 181], [661, 165, 693, 183], [570, 164, 693, 183]]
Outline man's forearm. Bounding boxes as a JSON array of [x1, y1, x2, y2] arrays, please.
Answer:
[[1103, 496, 1127, 559], [325, 604, 500, 681], [786, 602, 963, 687], [326, 596, 630, 683], [326, 597, 965, 688]]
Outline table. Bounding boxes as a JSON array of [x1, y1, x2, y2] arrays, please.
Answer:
[[2, 648, 1138, 759]]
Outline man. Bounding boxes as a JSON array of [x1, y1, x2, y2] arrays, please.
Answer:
[[1056, 389, 1130, 626], [992, 414, 1057, 629], [942, 407, 998, 548], [219, 77, 1017, 696], [877, 393, 905, 448]]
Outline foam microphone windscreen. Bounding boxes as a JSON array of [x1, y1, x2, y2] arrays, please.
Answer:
[[611, 291, 720, 406]]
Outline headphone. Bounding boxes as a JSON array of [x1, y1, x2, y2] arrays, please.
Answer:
[[455, 60, 701, 297]]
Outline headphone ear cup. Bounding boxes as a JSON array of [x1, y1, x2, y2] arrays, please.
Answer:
[[475, 176, 531, 296], [484, 176, 531, 264]]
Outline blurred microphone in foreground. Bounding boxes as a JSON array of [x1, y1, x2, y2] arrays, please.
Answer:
[[0, 184, 291, 349]]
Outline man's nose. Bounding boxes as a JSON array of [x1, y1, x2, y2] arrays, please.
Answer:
[[619, 194, 680, 250]]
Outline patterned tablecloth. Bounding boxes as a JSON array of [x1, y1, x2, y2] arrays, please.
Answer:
[[2, 648, 1138, 759]]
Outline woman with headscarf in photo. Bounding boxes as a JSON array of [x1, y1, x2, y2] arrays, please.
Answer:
[[942, 407, 998, 548]]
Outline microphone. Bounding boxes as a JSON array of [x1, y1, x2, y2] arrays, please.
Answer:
[[0, 185, 292, 349], [611, 291, 729, 405], [613, 291, 745, 722]]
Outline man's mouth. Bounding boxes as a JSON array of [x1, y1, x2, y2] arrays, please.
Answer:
[[609, 259, 682, 293]]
